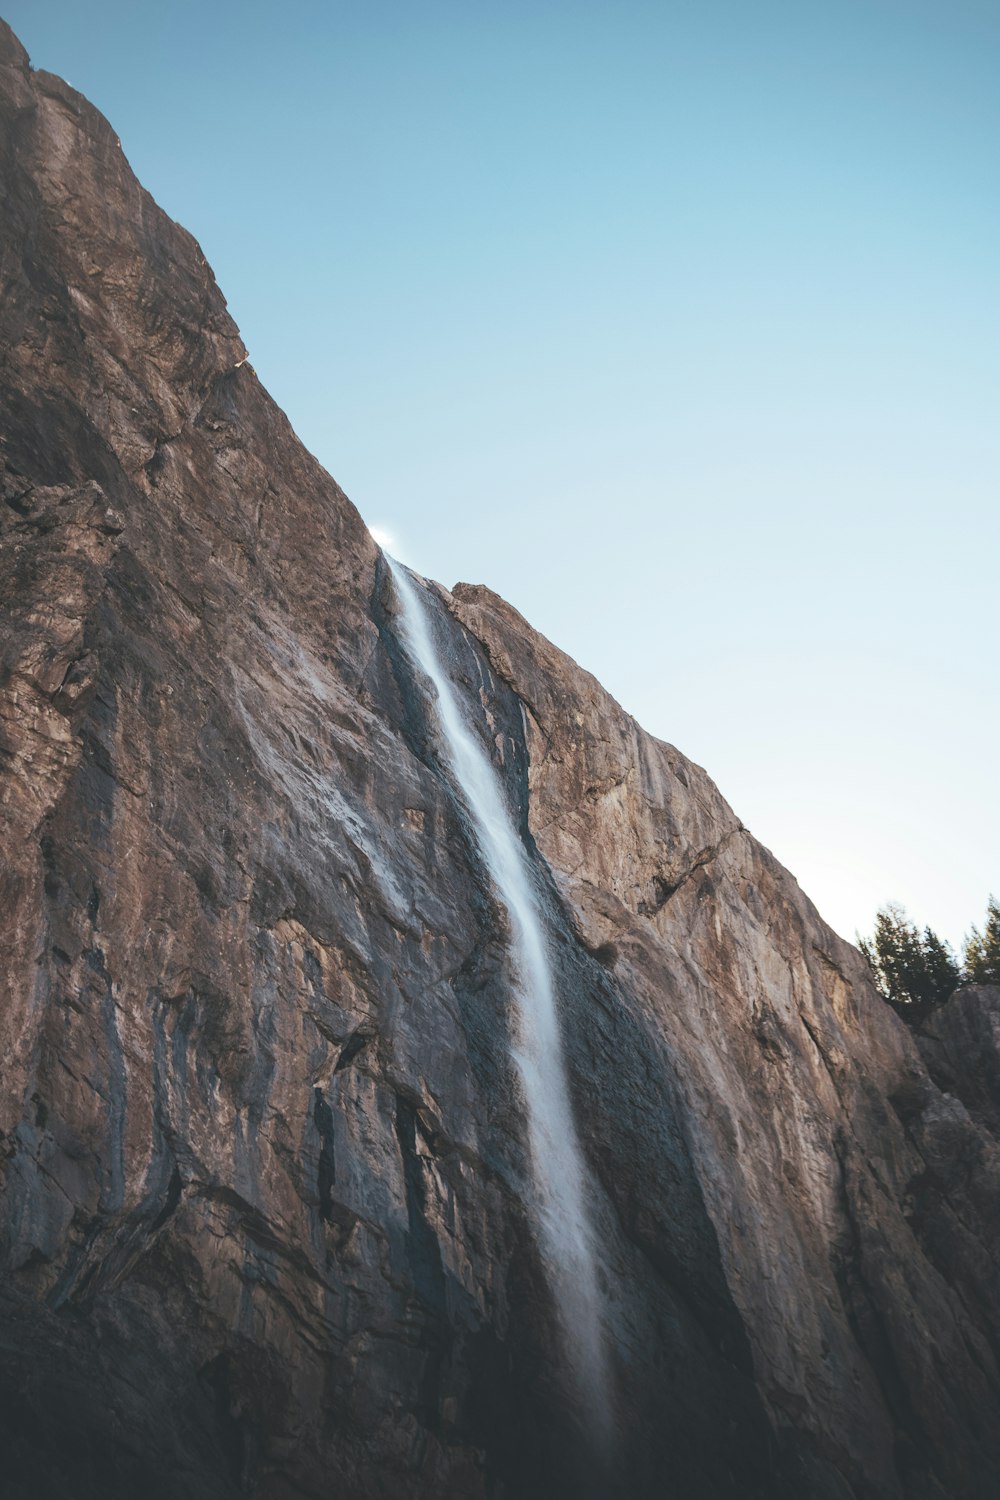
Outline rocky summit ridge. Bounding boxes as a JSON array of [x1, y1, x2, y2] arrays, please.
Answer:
[[2, 19, 999, 1499]]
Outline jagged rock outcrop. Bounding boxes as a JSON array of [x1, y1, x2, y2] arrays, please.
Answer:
[[918, 987, 1000, 1137], [1, 20, 999, 1499]]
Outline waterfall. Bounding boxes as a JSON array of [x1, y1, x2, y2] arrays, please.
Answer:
[[384, 554, 610, 1432]]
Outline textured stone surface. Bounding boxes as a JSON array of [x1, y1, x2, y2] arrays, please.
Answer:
[[918, 986, 1000, 1136], [2, 19, 999, 1498]]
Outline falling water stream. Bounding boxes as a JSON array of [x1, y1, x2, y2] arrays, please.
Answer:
[[384, 555, 611, 1433]]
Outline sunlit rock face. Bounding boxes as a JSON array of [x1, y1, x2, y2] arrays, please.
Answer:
[[2, 20, 999, 1499]]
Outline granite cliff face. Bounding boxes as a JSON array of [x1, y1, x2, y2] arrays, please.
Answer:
[[2, 21, 999, 1499]]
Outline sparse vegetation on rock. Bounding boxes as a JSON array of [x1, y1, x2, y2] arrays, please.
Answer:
[[964, 895, 1000, 986], [859, 896, 999, 1019]]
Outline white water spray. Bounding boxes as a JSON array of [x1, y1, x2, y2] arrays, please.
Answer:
[[384, 554, 610, 1430]]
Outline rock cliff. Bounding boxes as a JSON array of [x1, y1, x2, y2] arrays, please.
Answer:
[[1, 20, 998, 1499]]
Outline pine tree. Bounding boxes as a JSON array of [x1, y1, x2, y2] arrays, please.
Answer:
[[922, 926, 963, 1002], [964, 896, 1000, 986], [858, 903, 960, 1015]]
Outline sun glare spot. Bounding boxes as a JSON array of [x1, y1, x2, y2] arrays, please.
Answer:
[[368, 524, 396, 553]]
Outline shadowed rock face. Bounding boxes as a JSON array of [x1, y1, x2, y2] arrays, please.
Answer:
[[1, 19, 998, 1499]]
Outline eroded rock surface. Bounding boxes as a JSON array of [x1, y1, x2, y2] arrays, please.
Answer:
[[2, 20, 998, 1499]]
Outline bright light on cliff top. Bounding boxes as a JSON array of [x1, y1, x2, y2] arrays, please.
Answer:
[[367, 524, 396, 554], [368, 522, 431, 577], [367, 524, 417, 568]]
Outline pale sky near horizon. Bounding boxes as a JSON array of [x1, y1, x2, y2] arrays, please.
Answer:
[[6, 1, 997, 953]]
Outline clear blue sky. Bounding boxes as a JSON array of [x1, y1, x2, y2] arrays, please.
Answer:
[[7, 1, 998, 952]]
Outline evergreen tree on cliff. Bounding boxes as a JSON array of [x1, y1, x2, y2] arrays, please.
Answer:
[[859, 903, 960, 1014], [965, 896, 1000, 985]]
